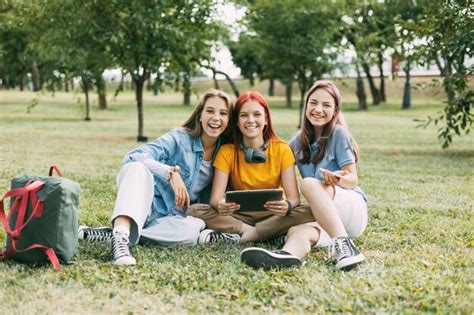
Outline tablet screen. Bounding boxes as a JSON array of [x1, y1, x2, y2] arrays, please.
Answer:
[[225, 189, 283, 212]]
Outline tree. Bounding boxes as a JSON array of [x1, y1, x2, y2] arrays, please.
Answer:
[[33, 1, 113, 120], [390, 0, 423, 110], [341, 3, 389, 106], [100, 0, 220, 141], [245, 0, 339, 119], [409, 0, 473, 148]]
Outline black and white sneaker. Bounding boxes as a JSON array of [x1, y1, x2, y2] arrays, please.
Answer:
[[240, 247, 302, 270], [328, 237, 365, 271], [78, 225, 112, 243], [263, 234, 287, 247], [198, 229, 241, 245], [111, 230, 136, 266]]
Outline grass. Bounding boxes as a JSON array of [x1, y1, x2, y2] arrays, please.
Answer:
[[0, 87, 473, 314]]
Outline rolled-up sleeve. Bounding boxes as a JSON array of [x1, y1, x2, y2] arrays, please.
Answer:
[[121, 132, 177, 179]]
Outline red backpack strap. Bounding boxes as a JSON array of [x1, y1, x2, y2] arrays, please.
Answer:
[[49, 165, 62, 177], [0, 181, 56, 269], [8, 241, 60, 271]]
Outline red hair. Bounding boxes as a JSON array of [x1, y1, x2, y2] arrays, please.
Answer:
[[233, 91, 280, 148], [230, 91, 281, 190]]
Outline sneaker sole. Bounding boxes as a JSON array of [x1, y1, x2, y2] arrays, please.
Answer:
[[114, 256, 136, 266], [336, 253, 365, 271], [240, 247, 302, 270]]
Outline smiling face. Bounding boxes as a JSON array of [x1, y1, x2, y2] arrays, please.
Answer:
[[199, 96, 230, 140], [237, 100, 267, 140], [305, 88, 336, 135]]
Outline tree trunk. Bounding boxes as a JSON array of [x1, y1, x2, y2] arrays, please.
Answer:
[[19, 71, 25, 91], [134, 75, 148, 142], [378, 52, 386, 102], [214, 69, 239, 97], [297, 78, 308, 129], [285, 81, 292, 108], [355, 62, 368, 110], [268, 78, 275, 96], [183, 72, 191, 106], [361, 61, 381, 105], [402, 61, 411, 110], [212, 72, 220, 90], [31, 60, 41, 92], [65, 74, 69, 92], [95, 73, 107, 110], [249, 75, 254, 87], [82, 76, 91, 121]]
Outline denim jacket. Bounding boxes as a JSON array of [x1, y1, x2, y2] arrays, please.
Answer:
[[122, 128, 219, 220]]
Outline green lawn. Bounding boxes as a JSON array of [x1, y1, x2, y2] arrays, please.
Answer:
[[0, 88, 473, 314]]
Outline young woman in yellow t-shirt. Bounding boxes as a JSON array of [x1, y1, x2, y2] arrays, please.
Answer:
[[189, 91, 313, 249]]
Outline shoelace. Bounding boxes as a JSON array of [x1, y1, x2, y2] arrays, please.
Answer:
[[85, 229, 112, 242], [112, 232, 131, 259], [328, 237, 351, 261], [210, 232, 237, 244]]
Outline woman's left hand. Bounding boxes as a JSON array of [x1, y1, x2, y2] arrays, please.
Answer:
[[321, 169, 348, 186], [265, 199, 289, 216]]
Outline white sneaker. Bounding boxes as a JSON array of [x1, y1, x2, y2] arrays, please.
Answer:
[[111, 230, 136, 266], [198, 229, 240, 245]]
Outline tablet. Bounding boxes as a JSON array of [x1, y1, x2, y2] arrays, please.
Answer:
[[225, 189, 283, 212]]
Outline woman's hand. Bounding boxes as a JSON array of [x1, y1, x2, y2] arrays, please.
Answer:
[[265, 199, 289, 217], [321, 168, 348, 186], [217, 199, 240, 216], [169, 173, 190, 209]]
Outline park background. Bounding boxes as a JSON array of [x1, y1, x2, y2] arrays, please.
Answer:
[[1, 0, 473, 314]]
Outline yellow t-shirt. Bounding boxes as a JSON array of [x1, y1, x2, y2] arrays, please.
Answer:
[[213, 139, 296, 190]]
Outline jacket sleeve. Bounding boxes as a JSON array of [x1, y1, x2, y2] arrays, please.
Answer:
[[121, 131, 178, 179]]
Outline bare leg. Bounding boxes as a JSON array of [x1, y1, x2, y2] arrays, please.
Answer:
[[240, 223, 259, 243], [114, 215, 132, 231], [301, 178, 347, 238], [282, 225, 320, 259]]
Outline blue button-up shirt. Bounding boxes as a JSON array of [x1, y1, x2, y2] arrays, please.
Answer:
[[289, 126, 367, 202], [122, 128, 218, 222]]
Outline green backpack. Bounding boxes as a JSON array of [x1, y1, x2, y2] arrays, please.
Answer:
[[0, 166, 80, 271]]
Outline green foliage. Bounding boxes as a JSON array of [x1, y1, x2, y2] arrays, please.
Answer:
[[406, 0, 473, 148], [240, 0, 340, 106]]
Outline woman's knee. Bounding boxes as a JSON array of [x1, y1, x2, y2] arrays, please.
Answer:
[[301, 178, 334, 203], [288, 224, 320, 244], [301, 177, 328, 196]]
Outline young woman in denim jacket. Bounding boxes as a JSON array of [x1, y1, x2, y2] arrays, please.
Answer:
[[79, 89, 234, 265], [240, 80, 368, 271]]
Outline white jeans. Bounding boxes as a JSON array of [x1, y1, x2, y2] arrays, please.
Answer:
[[112, 162, 205, 246], [305, 185, 368, 247]]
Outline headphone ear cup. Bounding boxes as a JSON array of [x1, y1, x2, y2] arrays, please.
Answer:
[[252, 150, 267, 163], [244, 148, 254, 163]]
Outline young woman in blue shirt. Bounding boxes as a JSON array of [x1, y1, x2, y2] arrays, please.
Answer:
[[241, 80, 368, 271], [79, 89, 234, 265]]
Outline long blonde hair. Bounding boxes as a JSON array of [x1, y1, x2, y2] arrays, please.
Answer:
[[181, 88, 234, 143]]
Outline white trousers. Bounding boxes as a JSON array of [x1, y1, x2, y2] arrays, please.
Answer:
[[305, 185, 368, 247], [111, 162, 205, 246]]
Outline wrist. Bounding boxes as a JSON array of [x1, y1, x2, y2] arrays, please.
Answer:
[[166, 165, 181, 181]]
